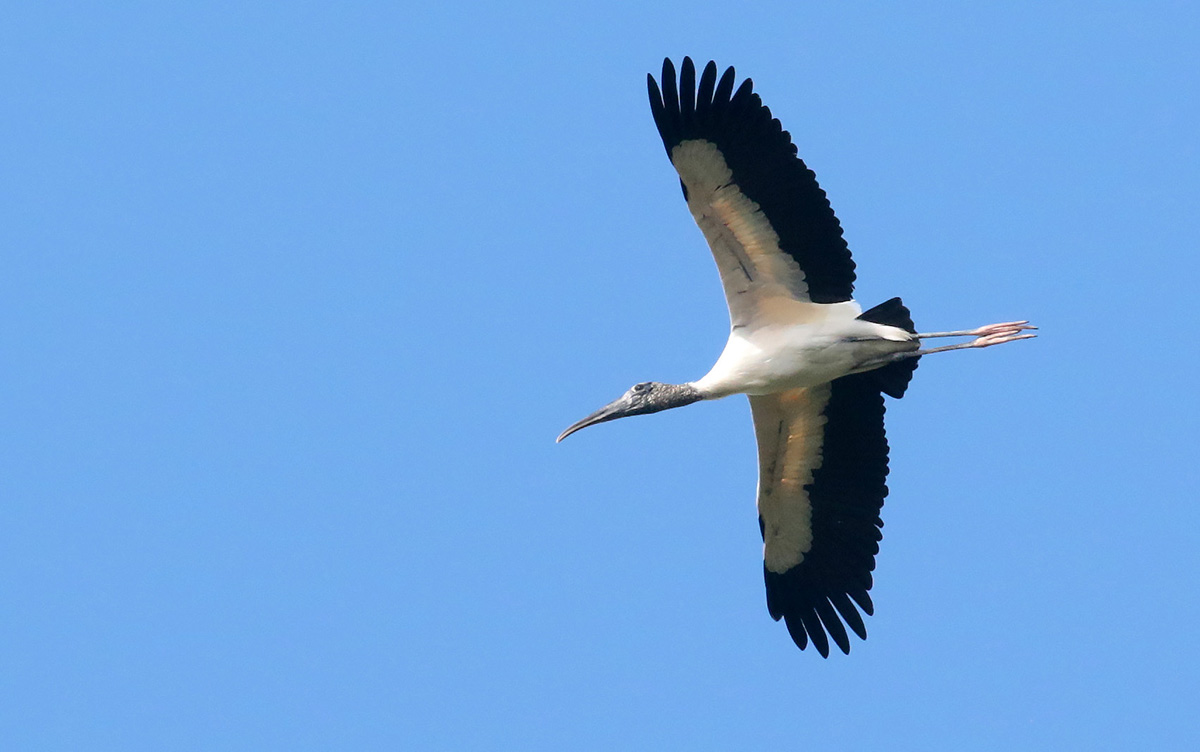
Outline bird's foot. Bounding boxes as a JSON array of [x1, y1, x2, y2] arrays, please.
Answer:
[[967, 321, 1037, 348]]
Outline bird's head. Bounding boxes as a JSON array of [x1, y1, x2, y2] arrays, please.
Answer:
[[557, 381, 702, 442]]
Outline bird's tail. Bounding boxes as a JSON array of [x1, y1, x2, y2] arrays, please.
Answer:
[[857, 297, 919, 399]]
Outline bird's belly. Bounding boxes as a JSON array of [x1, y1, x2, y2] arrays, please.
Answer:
[[696, 330, 870, 397], [738, 340, 860, 394]]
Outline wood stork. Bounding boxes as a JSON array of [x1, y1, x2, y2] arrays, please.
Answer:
[[558, 58, 1035, 657]]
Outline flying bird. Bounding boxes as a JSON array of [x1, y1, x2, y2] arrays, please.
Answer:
[[557, 58, 1035, 656]]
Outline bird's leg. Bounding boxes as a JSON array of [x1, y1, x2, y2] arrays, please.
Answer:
[[860, 321, 1036, 370], [912, 320, 1036, 353], [914, 320, 1037, 340], [914, 331, 1035, 355]]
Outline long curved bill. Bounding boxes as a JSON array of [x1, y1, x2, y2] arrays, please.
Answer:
[[556, 397, 632, 443]]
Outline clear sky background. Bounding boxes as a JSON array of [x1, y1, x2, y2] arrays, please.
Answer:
[[3, 2, 1198, 749]]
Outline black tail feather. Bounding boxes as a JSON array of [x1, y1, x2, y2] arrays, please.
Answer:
[[858, 297, 919, 399], [858, 296, 915, 332]]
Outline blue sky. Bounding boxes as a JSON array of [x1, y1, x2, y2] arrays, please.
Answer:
[[2, 1, 1198, 749]]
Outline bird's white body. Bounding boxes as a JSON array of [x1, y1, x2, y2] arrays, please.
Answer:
[[693, 303, 916, 398]]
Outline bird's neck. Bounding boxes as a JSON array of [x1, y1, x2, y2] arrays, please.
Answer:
[[659, 383, 704, 410]]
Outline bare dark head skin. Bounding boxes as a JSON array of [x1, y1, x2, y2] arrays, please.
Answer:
[[557, 382, 703, 442]]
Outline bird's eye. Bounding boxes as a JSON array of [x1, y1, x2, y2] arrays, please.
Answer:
[[633, 383, 650, 393]]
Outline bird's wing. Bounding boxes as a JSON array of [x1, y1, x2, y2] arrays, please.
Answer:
[[648, 57, 857, 328], [748, 372, 891, 656]]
